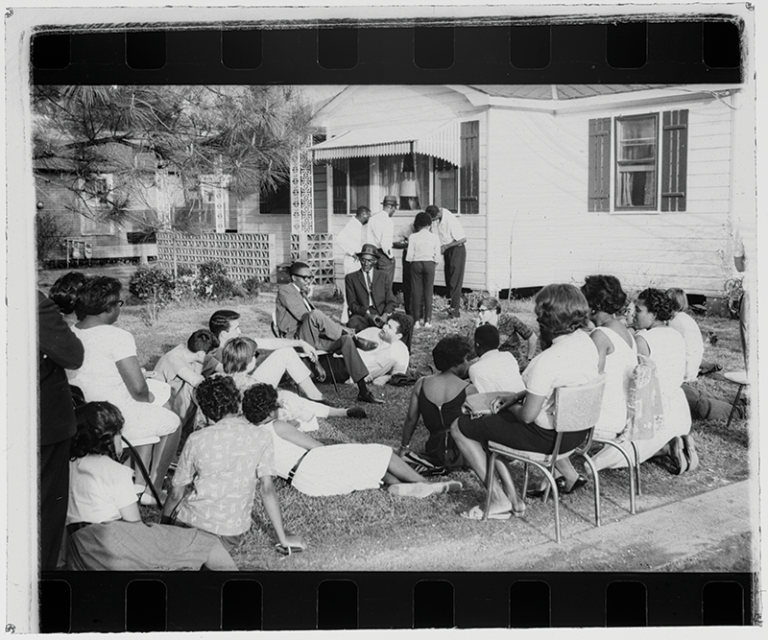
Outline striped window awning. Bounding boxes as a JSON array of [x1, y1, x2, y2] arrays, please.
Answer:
[[311, 120, 462, 166]]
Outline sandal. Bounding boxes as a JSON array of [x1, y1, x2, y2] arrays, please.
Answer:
[[669, 437, 688, 475], [460, 505, 512, 520], [275, 542, 305, 556], [555, 475, 588, 495]]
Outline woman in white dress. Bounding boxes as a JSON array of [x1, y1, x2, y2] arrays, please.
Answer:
[[242, 384, 462, 498], [66, 277, 180, 501], [593, 288, 695, 474]]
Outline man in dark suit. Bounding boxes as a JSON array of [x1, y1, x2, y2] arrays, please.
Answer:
[[345, 243, 398, 334], [276, 262, 384, 404], [38, 290, 84, 570]]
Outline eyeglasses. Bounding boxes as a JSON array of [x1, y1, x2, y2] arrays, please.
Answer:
[[360, 258, 377, 265], [477, 307, 490, 313], [114, 300, 125, 307], [295, 274, 314, 281]]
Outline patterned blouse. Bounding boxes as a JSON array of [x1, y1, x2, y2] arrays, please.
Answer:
[[173, 415, 277, 536]]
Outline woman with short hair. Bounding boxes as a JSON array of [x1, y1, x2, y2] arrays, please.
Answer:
[[474, 295, 538, 369]]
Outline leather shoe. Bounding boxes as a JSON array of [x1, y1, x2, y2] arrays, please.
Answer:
[[555, 475, 588, 494], [358, 391, 384, 404], [346, 406, 367, 419], [354, 336, 377, 351]]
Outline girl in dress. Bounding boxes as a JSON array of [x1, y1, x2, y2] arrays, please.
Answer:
[[242, 384, 462, 498], [66, 401, 236, 570], [592, 288, 695, 473]]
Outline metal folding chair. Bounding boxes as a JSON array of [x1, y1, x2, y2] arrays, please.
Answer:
[[484, 374, 606, 543]]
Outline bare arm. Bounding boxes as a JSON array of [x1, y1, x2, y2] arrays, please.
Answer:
[[259, 476, 304, 549], [509, 392, 546, 425], [398, 378, 424, 452], [118, 502, 142, 523], [589, 329, 614, 374], [175, 365, 204, 388], [526, 333, 538, 360], [635, 335, 650, 357], [161, 484, 186, 522], [116, 356, 152, 402], [272, 419, 324, 450]]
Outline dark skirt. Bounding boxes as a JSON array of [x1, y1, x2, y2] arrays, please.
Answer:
[[457, 412, 589, 455], [66, 521, 219, 571]]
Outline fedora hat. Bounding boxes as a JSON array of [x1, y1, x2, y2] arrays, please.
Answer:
[[382, 195, 398, 207], [357, 243, 379, 259]]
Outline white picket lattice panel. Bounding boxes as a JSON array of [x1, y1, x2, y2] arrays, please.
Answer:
[[290, 233, 335, 285]]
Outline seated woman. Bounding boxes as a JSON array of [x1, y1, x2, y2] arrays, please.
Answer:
[[48, 271, 89, 327], [66, 401, 236, 571], [592, 288, 695, 474], [242, 384, 461, 498], [666, 287, 704, 382], [451, 284, 601, 520], [473, 295, 538, 369], [66, 276, 180, 502], [221, 337, 367, 429], [582, 275, 637, 441], [162, 376, 304, 555], [397, 335, 476, 469]]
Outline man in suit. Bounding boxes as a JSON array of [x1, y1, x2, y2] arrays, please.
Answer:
[[345, 243, 398, 334], [38, 289, 84, 570], [276, 262, 384, 404]]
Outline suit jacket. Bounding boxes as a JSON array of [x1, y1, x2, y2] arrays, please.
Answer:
[[345, 269, 397, 319], [276, 283, 314, 338], [38, 291, 84, 446]]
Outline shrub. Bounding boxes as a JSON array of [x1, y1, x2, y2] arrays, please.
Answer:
[[35, 211, 69, 265], [195, 261, 242, 300], [242, 276, 261, 297], [129, 267, 176, 305]]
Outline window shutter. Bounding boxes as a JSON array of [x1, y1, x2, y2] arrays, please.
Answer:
[[661, 109, 688, 212], [588, 118, 611, 211], [460, 120, 479, 213]]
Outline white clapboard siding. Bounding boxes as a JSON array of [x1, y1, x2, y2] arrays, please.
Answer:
[[484, 96, 735, 297], [318, 86, 482, 132]]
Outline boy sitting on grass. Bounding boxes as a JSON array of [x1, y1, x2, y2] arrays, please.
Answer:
[[161, 375, 305, 556]]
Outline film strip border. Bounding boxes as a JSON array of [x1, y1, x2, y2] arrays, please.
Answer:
[[40, 571, 754, 631], [31, 19, 742, 85]]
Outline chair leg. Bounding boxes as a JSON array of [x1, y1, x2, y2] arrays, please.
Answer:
[[580, 455, 601, 527], [482, 452, 498, 521], [537, 465, 560, 543], [726, 384, 744, 430], [521, 463, 530, 500], [595, 440, 636, 514], [324, 354, 339, 395], [631, 442, 642, 496]]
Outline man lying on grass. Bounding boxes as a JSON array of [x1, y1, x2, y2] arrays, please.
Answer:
[[242, 383, 462, 498], [162, 375, 305, 556]]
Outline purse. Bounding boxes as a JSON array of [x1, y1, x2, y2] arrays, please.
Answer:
[[623, 354, 665, 441]]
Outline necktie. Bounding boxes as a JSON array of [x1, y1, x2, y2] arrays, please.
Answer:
[[301, 291, 313, 311], [365, 271, 374, 308]]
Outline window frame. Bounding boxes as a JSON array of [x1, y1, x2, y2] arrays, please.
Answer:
[[613, 112, 660, 212]]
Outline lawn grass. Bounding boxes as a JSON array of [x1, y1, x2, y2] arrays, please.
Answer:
[[40, 266, 753, 571]]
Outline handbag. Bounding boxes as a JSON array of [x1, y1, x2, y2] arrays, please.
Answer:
[[461, 392, 505, 418], [623, 354, 665, 440]]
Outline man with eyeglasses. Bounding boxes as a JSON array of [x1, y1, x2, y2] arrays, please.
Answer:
[[276, 262, 384, 404], [345, 244, 398, 334]]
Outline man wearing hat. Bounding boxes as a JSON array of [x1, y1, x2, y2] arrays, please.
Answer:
[[345, 243, 398, 333], [367, 195, 398, 283]]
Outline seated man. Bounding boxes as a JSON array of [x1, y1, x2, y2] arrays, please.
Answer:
[[153, 329, 219, 433], [276, 262, 383, 404], [468, 325, 526, 394], [345, 244, 397, 334], [201, 309, 330, 404], [348, 313, 412, 386]]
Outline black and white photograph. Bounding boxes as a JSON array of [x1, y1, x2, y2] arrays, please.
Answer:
[[5, 1, 762, 632]]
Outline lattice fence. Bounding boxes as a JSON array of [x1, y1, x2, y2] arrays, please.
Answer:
[[290, 233, 335, 285], [157, 232, 276, 282]]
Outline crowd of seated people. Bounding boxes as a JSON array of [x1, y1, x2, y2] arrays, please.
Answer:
[[40, 262, 740, 571]]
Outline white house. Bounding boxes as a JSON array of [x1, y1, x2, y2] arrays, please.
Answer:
[[307, 84, 751, 301]]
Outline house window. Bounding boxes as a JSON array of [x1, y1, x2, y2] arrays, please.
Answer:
[[433, 157, 458, 213], [378, 154, 429, 211], [79, 173, 115, 235], [615, 114, 658, 210], [588, 110, 688, 213], [260, 179, 291, 214]]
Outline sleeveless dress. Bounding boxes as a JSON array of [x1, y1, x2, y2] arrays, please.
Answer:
[[418, 385, 468, 467], [593, 327, 638, 440]]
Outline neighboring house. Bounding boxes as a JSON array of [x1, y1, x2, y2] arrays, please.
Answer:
[[308, 84, 750, 300]]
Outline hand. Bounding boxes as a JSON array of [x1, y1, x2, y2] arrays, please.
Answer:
[[300, 342, 318, 362], [441, 245, 448, 255], [147, 391, 156, 404], [493, 393, 518, 414], [373, 315, 384, 328]]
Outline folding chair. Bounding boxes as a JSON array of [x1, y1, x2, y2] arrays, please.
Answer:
[[483, 374, 606, 543], [723, 370, 748, 429], [591, 435, 638, 514], [270, 309, 340, 394]]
